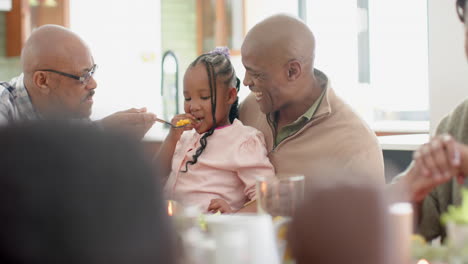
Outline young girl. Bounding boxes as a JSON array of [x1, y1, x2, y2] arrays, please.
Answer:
[[156, 47, 275, 213]]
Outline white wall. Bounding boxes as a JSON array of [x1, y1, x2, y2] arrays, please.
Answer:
[[70, 0, 162, 120], [0, 0, 12, 11], [233, 0, 299, 102], [306, 0, 359, 110], [428, 0, 468, 134], [244, 0, 298, 30], [70, 0, 166, 139]]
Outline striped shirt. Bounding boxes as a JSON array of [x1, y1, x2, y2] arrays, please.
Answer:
[[0, 74, 41, 125]]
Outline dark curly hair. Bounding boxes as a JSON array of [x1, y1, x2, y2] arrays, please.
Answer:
[[457, 0, 466, 22], [181, 51, 240, 172]]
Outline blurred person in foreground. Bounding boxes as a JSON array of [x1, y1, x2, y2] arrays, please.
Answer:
[[389, 0, 468, 242], [288, 179, 393, 264], [0, 122, 176, 264], [0, 24, 157, 139]]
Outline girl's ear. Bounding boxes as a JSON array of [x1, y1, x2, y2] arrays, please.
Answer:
[[227, 87, 238, 104]]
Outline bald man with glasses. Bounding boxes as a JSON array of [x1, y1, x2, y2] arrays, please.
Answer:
[[0, 25, 157, 139]]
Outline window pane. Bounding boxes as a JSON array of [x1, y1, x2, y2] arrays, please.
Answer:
[[306, 0, 429, 123], [370, 0, 428, 117]]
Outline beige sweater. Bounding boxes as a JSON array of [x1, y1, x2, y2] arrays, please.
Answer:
[[238, 70, 384, 185]]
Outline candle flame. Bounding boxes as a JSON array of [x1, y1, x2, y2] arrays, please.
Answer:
[[417, 259, 429, 264], [168, 201, 173, 216]]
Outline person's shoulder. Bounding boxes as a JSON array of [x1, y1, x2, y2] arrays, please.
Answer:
[[313, 89, 380, 154], [0, 75, 22, 97], [0, 80, 16, 106], [231, 119, 262, 134], [454, 98, 468, 109], [230, 119, 267, 145], [326, 89, 372, 131], [447, 99, 468, 120], [0, 84, 11, 98], [0, 80, 13, 95], [436, 98, 468, 139]]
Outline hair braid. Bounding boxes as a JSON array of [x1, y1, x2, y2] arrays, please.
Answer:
[[181, 50, 239, 172], [228, 77, 240, 123]]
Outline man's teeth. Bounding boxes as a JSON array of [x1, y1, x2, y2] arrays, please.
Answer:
[[254, 91, 263, 100]]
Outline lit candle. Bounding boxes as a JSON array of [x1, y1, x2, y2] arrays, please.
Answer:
[[389, 203, 413, 264], [417, 259, 429, 264], [168, 200, 173, 216]]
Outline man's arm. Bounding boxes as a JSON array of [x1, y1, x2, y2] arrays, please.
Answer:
[[388, 135, 462, 240], [99, 107, 157, 140], [388, 100, 468, 240]]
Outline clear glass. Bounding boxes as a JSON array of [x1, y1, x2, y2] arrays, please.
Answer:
[[256, 174, 305, 217]]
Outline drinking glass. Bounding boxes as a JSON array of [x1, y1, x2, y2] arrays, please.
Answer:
[[256, 174, 305, 217]]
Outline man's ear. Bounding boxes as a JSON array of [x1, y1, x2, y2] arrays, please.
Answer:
[[227, 87, 238, 104], [32, 71, 51, 95], [287, 60, 302, 81]]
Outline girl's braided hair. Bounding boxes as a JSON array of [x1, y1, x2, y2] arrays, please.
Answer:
[[181, 47, 240, 172]]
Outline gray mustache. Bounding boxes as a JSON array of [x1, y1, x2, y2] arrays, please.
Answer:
[[82, 90, 95, 102]]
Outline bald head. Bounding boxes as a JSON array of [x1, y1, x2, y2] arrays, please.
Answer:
[[19, 25, 97, 120], [241, 15, 321, 118], [21, 25, 91, 74], [242, 14, 315, 66]]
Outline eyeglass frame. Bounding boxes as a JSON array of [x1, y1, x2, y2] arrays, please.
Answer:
[[37, 64, 98, 85]]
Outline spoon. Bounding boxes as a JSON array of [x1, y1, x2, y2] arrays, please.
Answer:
[[155, 117, 190, 128]]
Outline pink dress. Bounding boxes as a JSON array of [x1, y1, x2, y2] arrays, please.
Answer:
[[164, 119, 275, 212]]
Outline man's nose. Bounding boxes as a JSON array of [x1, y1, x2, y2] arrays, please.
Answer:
[[243, 73, 252, 88], [86, 76, 97, 90]]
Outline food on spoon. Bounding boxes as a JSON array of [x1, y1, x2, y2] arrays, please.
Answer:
[[176, 119, 191, 127]]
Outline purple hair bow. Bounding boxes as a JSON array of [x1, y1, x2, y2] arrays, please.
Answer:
[[209, 46, 230, 58]]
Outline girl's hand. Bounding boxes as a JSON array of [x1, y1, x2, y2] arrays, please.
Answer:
[[208, 199, 233, 214], [167, 113, 197, 140]]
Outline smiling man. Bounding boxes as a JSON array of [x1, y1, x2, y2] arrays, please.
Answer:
[[239, 14, 384, 182], [0, 25, 156, 139]]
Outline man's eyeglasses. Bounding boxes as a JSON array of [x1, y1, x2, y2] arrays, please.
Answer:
[[38, 64, 98, 85]]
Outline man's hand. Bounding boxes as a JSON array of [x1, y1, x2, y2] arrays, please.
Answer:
[[208, 199, 233, 214], [403, 134, 462, 202], [100, 107, 157, 140]]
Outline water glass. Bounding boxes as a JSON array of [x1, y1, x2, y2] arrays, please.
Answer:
[[256, 174, 305, 217]]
